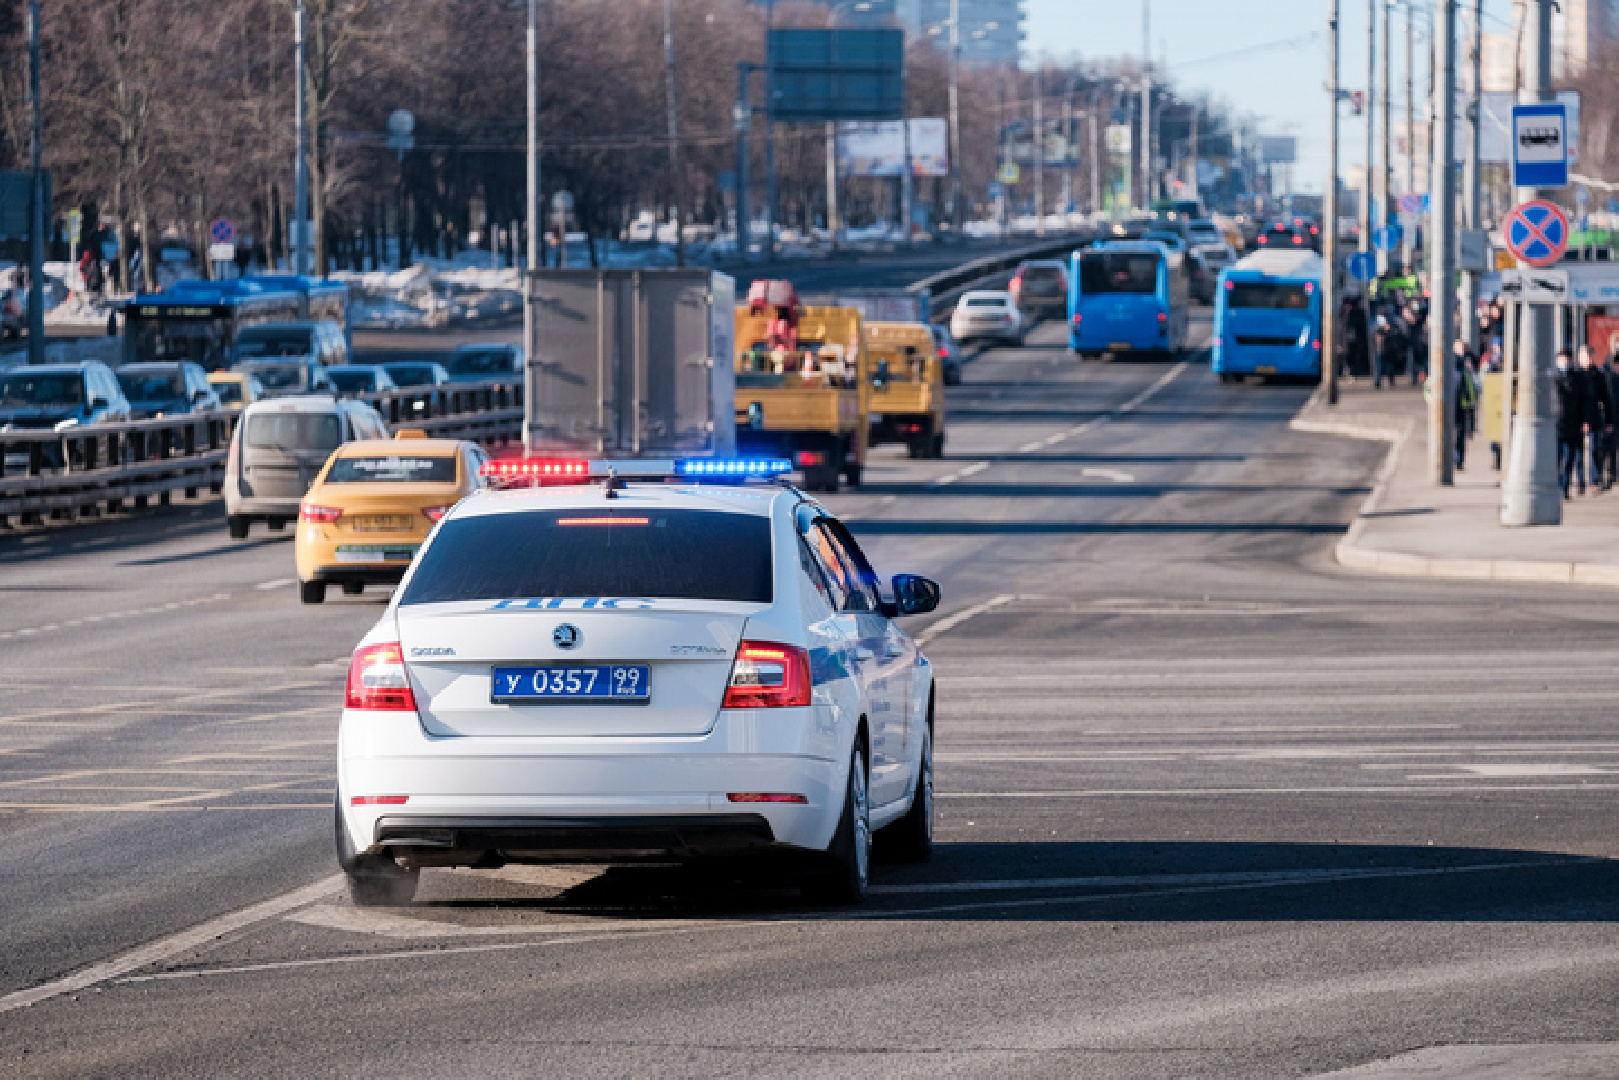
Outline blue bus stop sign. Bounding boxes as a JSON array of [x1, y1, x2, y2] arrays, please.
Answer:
[[1512, 102, 1569, 189], [1372, 224, 1401, 252], [1348, 251, 1377, 282]]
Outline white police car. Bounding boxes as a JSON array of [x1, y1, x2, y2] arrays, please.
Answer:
[[336, 457, 941, 906]]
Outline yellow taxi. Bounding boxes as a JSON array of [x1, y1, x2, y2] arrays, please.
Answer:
[[295, 432, 488, 604], [207, 370, 265, 410]]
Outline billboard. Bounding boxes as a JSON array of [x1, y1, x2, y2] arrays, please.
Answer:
[[838, 119, 950, 178], [1258, 136, 1297, 164], [767, 29, 905, 122]]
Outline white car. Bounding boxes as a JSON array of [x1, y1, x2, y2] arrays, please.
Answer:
[[950, 290, 1025, 345], [335, 458, 942, 907]]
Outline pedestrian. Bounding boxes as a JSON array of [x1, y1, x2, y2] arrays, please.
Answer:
[[1576, 344, 1614, 494], [1373, 313, 1405, 389], [1453, 342, 1478, 469], [1556, 349, 1587, 498], [1404, 302, 1427, 383]]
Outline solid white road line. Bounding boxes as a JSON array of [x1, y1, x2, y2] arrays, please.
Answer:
[[0, 875, 344, 1013], [1082, 467, 1136, 483], [917, 594, 1041, 646], [254, 579, 295, 591]]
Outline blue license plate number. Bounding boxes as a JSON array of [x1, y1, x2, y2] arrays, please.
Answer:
[[491, 665, 650, 704]]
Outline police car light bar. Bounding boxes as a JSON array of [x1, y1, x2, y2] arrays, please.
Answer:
[[675, 458, 793, 479], [481, 458, 589, 480], [480, 457, 794, 484]]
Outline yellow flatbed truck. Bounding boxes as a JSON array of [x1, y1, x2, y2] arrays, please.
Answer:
[[734, 281, 867, 492], [864, 320, 947, 459]]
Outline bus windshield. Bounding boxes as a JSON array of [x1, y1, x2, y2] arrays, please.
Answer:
[[1228, 283, 1312, 310], [1079, 253, 1159, 295]]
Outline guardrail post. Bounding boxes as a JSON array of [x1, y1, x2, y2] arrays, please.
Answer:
[[183, 422, 198, 499], [133, 428, 148, 511]]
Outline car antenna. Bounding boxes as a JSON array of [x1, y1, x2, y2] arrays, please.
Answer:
[[604, 467, 624, 499]]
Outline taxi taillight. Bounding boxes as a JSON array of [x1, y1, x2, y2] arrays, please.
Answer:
[[300, 503, 342, 524], [723, 641, 811, 708], [345, 642, 417, 712], [422, 505, 453, 522]]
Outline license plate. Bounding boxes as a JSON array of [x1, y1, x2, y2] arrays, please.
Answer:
[[335, 544, 417, 563], [1256, 365, 1277, 374], [1110, 342, 1131, 351], [352, 514, 413, 532], [491, 665, 651, 704]]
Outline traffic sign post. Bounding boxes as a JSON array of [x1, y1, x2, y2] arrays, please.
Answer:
[[1503, 199, 1569, 268], [1512, 102, 1568, 189], [1348, 251, 1377, 283]]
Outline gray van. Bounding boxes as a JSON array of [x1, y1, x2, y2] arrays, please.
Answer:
[[224, 395, 389, 538]]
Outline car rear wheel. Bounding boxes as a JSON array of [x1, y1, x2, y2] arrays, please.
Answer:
[[803, 742, 870, 905], [882, 723, 933, 862], [227, 515, 249, 539], [300, 580, 326, 605], [342, 581, 365, 596], [334, 800, 418, 907]]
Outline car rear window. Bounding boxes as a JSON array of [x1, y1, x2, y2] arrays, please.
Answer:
[[327, 455, 456, 484], [1228, 283, 1312, 310], [236, 330, 313, 358], [1, 372, 84, 405], [326, 369, 377, 392], [212, 380, 245, 405], [386, 365, 436, 386], [963, 296, 1006, 308], [1022, 266, 1064, 282], [400, 509, 774, 606], [446, 349, 514, 377], [1079, 253, 1159, 295], [118, 369, 184, 401], [246, 364, 305, 391], [246, 412, 342, 451]]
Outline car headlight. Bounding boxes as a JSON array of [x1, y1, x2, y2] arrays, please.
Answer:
[[53, 417, 80, 432]]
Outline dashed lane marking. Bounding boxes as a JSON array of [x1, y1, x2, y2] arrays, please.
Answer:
[[1082, 467, 1136, 483], [255, 579, 295, 591], [287, 904, 718, 940], [0, 592, 232, 642]]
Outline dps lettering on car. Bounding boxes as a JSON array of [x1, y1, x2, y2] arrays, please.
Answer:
[[488, 597, 658, 611]]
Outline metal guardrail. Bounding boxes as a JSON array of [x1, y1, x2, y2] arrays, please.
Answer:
[[0, 379, 524, 526], [911, 230, 1104, 317]]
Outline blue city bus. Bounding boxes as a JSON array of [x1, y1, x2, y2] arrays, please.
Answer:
[[1212, 249, 1324, 383], [122, 276, 352, 371], [1067, 240, 1190, 358]]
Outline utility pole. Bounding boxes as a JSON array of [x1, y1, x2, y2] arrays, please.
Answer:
[[734, 66, 752, 264], [1325, 0, 1341, 407], [26, 0, 43, 363], [1403, 2, 1415, 274], [1034, 66, 1045, 237], [1089, 108, 1100, 215], [1429, 0, 1456, 485], [948, 0, 962, 239], [663, 0, 684, 266], [1502, 0, 1561, 526], [1378, 0, 1391, 272], [1460, 0, 1483, 353], [1140, 0, 1151, 211], [1362, 0, 1375, 254], [523, 0, 540, 449], [826, 124, 840, 248], [294, 0, 309, 276]]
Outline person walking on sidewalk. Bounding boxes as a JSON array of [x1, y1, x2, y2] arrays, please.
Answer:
[[1374, 313, 1406, 389], [1557, 349, 1589, 498], [1454, 341, 1479, 469], [1576, 345, 1615, 493]]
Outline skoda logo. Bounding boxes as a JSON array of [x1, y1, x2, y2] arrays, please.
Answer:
[[553, 623, 582, 650]]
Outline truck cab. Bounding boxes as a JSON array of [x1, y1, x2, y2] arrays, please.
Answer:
[[864, 320, 946, 459]]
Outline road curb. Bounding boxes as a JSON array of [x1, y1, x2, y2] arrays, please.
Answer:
[[1289, 388, 1619, 588]]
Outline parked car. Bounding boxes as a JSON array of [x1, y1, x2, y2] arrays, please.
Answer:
[[442, 343, 524, 382], [378, 361, 451, 389], [928, 324, 963, 386], [1008, 259, 1069, 320], [949, 290, 1025, 346], [116, 361, 221, 419], [223, 395, 390, 538], [233, 320, 349, 368], [0, 361, 131, 433], [208, 370, 267, 410], [325, 365, 399, 395], [237, 358, 334, 397]]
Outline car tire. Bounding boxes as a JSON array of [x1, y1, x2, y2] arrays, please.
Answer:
[[803, 741, 870, 905], [267, 518, 286, 531], [227, 515, 249, 539], [334, 799, 418, 907], [300, 580, 326, 605], [883, 723, 933, 863], [342, 581, 365, 596], [843, 458, 862, 489], [907, 439, 926, 460], [929, 433, 945, 459]]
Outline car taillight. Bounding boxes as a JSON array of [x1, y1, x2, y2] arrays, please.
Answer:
[[1009, 275, 1023, 293], [726, 793, 808, 804], [1158, 311, 1168, 323], [938, 345, 950, 357], [1071, 313, 1082, 326], [300, 503, 342, 524], [350, 795, 409, 806], [796, 450, 827, 468], [422, 505, 453, 522], [226, 434, 239, 476], [722, 641, 811, 708], [345, 642, 416, 711], [1258, 235, 1268, 244]]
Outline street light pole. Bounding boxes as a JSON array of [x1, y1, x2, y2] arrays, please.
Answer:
[[1378, 0, 1391, 271], [1428, 0, 1456, 485], [663, 0, 684, 267], [948, 0, 962, 239], [294, 0, 309, 276], [1034, 66, 1045, 237], [26, 0, 43, 363], [1362, 0, 1374, 255], [1501, 0, 1561, 525], [1403, 1, 1415, 274], [523, 0, 540, 453], [1140, 0, 1151, 211], [1325, 0, 1341, 407], [1460, 0, 1483, 354]]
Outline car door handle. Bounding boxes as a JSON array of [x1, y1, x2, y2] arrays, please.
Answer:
[[854, 647, 874, 662]]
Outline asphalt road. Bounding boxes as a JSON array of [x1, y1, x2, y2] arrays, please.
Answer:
[[4, 312, 1619, 1077]]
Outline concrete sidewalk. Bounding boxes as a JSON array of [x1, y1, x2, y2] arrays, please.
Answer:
[[1293, 380, 1619, 586]]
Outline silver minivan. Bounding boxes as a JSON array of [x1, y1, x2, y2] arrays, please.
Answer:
[[224, 395, 389, 538]]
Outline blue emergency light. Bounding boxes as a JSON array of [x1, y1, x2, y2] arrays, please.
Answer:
[[675, 458, 793, 479]]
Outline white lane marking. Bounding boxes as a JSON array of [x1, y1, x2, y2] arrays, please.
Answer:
[[1082, 467, 1135, 483], [255, 579, 295, 591], [1451, 764, 1613, 777], [1038, 359, 1190, 451], [869, 859, 1592, 897], [0, 592, 233, 643], [0, 874, 343, 1013], [916, 593, 1040, 646], [1018, 439, 1046, 452], [286, 904, 714, 940], [938, 784, 1619, 798], [928, 460, 990, 487]]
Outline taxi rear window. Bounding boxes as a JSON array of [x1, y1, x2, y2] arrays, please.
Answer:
[[327, 456, 456, 484], [400, 509, 773, 605]]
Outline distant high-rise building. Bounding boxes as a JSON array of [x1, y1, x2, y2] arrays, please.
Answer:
[[902, 0, 1026, 67], [1481, 0, 1616, 88]]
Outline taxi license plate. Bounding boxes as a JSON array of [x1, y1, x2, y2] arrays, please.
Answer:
[[335, 544, 417, 563], [491, 665, 650, 704], [352, 514, 413, 532]]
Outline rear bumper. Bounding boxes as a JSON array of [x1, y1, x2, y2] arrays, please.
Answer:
[[309, 564, 409, 586], [372, 813, 776, 862], [1212, 345, 1321, 375]]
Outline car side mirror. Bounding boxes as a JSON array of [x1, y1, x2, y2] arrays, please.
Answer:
[[191, 389, 209, 403], [90, 396, 109, 409], [892, 574, 941, 616]]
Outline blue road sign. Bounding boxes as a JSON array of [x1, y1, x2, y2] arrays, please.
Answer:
[[209, 218, 236, 245], [1512, 102, 1569, 189], [1372, 225, 1400, 252], [1504, 199, 1570, 268], [987, 181, 1004, 200], [1348, 251, 1378, 282]]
